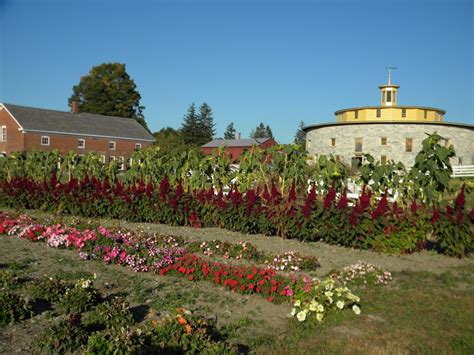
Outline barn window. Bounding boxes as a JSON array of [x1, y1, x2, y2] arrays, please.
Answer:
[[135, 143, 142, 150], [109, 141, 116, 150], [77, 139, 85, 149], [41, 136, 50, 146], [1, 126, 6, 142]]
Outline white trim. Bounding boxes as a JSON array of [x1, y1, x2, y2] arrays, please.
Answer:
[[0, 104, 24, 130], [109, 141, 116, 150], [41, 136, 50, 146], [135, 143, 142, 150], [100, 155, 106, 164], [20, 128, 154, 142], [77, 138, 85, 149], [1, 125, 6, 142]]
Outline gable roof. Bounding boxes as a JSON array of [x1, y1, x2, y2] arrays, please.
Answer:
[[2, 103, 155, 142], [202, 138, 272, 148]]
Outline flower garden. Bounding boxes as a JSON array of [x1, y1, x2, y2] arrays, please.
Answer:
[[0, 133, 473, 353]]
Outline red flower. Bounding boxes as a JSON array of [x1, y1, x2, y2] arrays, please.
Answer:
[[455, 185, 465, 208], [268, 296, 274, 302], [240, 285, 246, 291], [188, 275, 194, 281]]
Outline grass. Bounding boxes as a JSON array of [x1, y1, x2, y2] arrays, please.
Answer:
[[1, 218, 473, 354]]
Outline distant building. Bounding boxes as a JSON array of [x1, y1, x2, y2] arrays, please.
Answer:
[[201, 137, 277, 162], [0, 103, 155, 163], [303, 75, 473, 167]]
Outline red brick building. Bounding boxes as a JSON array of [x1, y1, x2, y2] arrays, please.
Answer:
[[0, 103, 155, 162], [201, 137, 277, 162]]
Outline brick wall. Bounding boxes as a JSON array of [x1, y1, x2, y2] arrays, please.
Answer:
[[23, 132, 152, 160], [0, 106, 24, 155]]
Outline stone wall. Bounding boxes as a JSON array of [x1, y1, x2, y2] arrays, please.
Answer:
[[305, 122, 474, 167]]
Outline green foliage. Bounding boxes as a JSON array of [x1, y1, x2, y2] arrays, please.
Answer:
[[153, 127, 186, 154], [294, 120, 306, 146], [57, 279, 101, 314], [406, 132, 455, 204], [84, 297, 134, 332], [250, 122, 274, 139], [68, 62, 149, 131], [310, 154, 349, 193], [197, 102, 215, 146], [35, 315, 89, 353], [224, 122, 236, 139], [29, 276, 72, 303], [0, 292, 32, 326]]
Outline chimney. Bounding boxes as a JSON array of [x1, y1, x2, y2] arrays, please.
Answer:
[[237, 132, 241, 140], [71, 101, 79, 114]]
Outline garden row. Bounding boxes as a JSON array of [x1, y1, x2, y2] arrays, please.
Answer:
[[0, 212, 363, 324], [2, 268, 238, 353], [1, 173, 472, 256]]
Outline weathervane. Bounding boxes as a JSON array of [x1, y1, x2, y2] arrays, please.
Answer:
[[385, 66, 397, 85]]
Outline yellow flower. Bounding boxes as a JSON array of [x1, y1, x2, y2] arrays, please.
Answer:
[[294, 300, 301, 307], [352, 305, 361, 315], [336, 300, 344, 309], [296, 310, 307, 322], [316, 313, 324, 322]]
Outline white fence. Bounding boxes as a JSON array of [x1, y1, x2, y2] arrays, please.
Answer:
[[452, 165, 474, 178]]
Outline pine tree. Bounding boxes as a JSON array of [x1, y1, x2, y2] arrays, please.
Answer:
[[224, 122, 236, 139], [294, 121, 306, 146], [197, 102, 215, 146], [181, 103, 199, 146], [250, 122, 273, 139], [265, 125, 274, 139]]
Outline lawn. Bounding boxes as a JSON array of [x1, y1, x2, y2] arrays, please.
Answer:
[[1, 210, 473, 354]]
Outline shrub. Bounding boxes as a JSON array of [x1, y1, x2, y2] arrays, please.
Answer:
[[35, 314, 88, 353], [57, 278, 101, 314], [0, 291, 32, 326], [29, 276, 72, 303]]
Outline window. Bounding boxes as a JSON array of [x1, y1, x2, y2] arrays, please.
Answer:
[[355, 138, 363, 153], [100, 155, 106, 164], [118, 156, 125, 170], [135, 143, 142, 150], [405, 138, 413, 152], [424, 110, 428, 119], [376, 109, 381, 118], [458, 157, 463, 165], [108, 156, 115, 163], [1, 126, 6, 142], [331, 138, 336, 147], [109, 141, 116, 150], [386, 91, 392, 102], [77, 139, 85, 149], [354, 111, 358, 119], [401, 108, 406, 118], [381, 137, 387, 146], [126, 158, 133, 168], [381, 155, 387, 164], [41, 136, 50, 146], [335, 155, 341, 163]]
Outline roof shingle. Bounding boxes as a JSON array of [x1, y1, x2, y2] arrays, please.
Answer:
[[3, 103, 154, 141]]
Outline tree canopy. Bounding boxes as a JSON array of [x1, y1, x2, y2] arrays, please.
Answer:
[[294, 121, 306, 147], [181, 102, 215, 146], [250, 122, 274, 140], [224, 122, 236, 139], [153, 127, 186, 154], [68, 63, 149, 131]]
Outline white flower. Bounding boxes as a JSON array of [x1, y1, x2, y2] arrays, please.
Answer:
[[324, 291, 333, 298], [316, 312, 324, 322], [309, 300, 318, 311], [317, 304, 324, 313], [336, 300, 344, 309], [290, 308, 297, 316], [296, 311, 307, 322], [352, 305, 361, 315], [294, 300, 301, 307]]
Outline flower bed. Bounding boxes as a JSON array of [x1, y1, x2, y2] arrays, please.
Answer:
[[1, 174, 472, 256]]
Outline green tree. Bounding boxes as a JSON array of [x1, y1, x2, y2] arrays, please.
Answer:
[[181, 103, 200, 146], [224, 122, 236, 139], [153, 127, 186, 154], [197, 102, 215, 145], [250, 122, 273, 139], [294, 121, 306, 146], [68, 63, 149, 131]]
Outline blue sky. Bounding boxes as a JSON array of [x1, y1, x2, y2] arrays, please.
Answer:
[[0, 0, 472, 143]]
